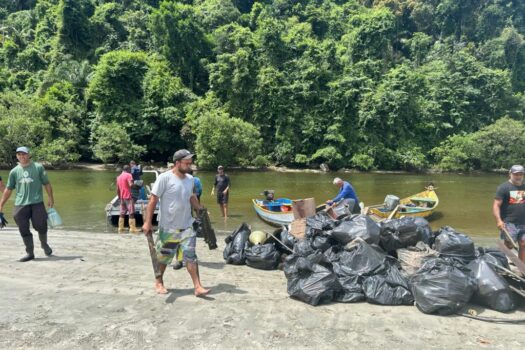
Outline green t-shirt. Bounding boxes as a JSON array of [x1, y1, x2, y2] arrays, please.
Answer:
[[6, 162, 50, 206]]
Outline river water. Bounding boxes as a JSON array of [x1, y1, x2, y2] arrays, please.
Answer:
[[0, 169, 508, 238]]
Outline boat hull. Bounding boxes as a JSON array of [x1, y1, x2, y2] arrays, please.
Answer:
[[252, 199, 294, 226], [106, 198, 159, 227], [367, 188, 439, 220]]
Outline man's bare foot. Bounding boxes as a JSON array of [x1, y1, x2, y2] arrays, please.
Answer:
[[155, 281, 168, 294], [195, 286, 210, 297]]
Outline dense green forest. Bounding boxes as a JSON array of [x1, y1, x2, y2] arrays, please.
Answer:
[[1, 0, 524, 171]]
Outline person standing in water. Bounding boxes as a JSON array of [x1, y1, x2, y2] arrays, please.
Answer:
[[211, 165, 230, 218]]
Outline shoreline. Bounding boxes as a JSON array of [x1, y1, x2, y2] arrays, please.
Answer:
[[1, 161, 511, 175], [0, 229, 523, 349]]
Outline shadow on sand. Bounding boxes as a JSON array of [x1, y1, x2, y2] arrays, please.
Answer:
[[165, 283, 247, 303], [33, 255, 84, 261]]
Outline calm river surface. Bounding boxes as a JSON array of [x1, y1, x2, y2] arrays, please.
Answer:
[[0, 169, 508, 238]]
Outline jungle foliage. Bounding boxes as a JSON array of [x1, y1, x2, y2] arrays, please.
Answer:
[[0, 0, 524, 169]]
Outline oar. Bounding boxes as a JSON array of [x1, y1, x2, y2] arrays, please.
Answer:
[[145, 229, 162, 279], [501, 226, 519, 251], [266, 230, 293, 253], [387, 205, 400, 220]]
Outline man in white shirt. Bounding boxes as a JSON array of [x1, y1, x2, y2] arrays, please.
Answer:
[[142, 149, 209, 296]]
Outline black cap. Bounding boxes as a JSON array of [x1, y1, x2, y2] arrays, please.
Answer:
[[509, 165, 525, 174], [173, 149, 194, 162]]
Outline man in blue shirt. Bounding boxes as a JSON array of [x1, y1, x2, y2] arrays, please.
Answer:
[[326, 177, 360, 213]]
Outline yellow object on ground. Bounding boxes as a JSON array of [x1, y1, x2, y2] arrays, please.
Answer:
[[249, 230, 267, 245]]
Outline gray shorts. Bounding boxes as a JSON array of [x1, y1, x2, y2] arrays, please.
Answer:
[[500, 222, 525, 242]]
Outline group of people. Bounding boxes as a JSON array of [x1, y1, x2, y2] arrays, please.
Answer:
[[1, 145, 524, 296]]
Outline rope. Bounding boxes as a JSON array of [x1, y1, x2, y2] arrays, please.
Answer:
[[457, 310, 525, 324]]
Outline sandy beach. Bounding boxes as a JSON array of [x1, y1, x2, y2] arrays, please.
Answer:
[[1, 228, 524, 349]]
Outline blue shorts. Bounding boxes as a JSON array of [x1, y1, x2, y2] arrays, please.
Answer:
[[500, 222, 525, 242]]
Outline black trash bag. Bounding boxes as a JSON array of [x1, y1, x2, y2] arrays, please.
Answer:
[[285, 256, 339, 306], [333, 273, 365, 303], [477, 247, 509, 269], [280, 227, 296, 251], [410, 257, 476, 315], [329, 215, 380, 245], [311, 234, 335, 252], [433, 226, 476, 260], [293, 239, 316, 257], [332, 241, 386, 279], [223, 223, 251, 265], [413, 217, 432, 244], [361, 258, 414, 305], [323, 245, 344, 263], [379, 217, 422, 252], [468, 258, 515, 312], [245, 243, 281, 270], [305, 211, 337, 233]]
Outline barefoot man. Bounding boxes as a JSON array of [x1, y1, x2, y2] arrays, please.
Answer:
[[142, 149, 210, 296]]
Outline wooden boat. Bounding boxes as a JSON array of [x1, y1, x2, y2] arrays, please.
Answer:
[[105, 170, 160, 227], [366, 186, 439, 221], [252, 198, 294, 226]]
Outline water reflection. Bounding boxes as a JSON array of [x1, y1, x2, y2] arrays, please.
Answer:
[[0, 169, 507, 238]]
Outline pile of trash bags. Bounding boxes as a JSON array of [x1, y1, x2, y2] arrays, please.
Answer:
[[223, 223, 293, 270], [223, 214, 518, 314]]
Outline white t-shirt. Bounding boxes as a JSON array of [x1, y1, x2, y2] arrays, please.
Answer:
[[151, 171, 194, 232]]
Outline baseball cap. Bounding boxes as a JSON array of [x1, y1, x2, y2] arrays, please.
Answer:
[[173, 149, 194, 162], [16, 146, 29, 154], [217, 165, 224, 170], [509, 165, 525, 174], [333, 177, 342, 184]]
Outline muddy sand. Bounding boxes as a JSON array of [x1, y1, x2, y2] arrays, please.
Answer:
[[1, 229, 524, 349]]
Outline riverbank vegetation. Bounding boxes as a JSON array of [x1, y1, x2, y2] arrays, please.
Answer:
[[0, 1, 524, 170]]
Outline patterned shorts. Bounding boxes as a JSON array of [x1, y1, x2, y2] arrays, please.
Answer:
[[500, 222, 525, 242], [155, 227, 197, 265], [119, 199, 134, 215]]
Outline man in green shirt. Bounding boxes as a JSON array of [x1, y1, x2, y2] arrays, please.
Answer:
[[0, 147, 55, 262]]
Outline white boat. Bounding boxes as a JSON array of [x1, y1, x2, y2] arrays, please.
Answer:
[[252, 198, 294, 226], [105, 170, 160, 227]]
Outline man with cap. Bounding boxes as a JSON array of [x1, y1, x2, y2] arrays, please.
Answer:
[[326, 177, 360, 214], [142, 149, 209, 296], [493, 164, 525, 262], [211, 165, 230, 218], [0, 147, 55, 261]]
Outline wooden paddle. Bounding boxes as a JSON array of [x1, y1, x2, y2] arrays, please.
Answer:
[[145, 229, 162, 279], [267, 230, 294, 253], [387, 205, 400, 220], [501, 226, 519, 250], [497, 240, 525, 277]]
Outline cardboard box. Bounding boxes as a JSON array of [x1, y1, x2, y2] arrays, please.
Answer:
[[292, 198, 316, 219], [290, 218, 306, 240]]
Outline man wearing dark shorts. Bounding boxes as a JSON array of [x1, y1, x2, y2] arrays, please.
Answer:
[[0, 147, 55, 262], [211, 165, 230, 218], [493, 164, 525, 262]]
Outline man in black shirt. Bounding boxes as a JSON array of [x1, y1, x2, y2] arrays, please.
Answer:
[[493, 164, 525, 262], [211, 165, 230, 218]]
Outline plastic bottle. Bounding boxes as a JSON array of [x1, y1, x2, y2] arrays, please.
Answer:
[[47, 208, 63, 227]]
